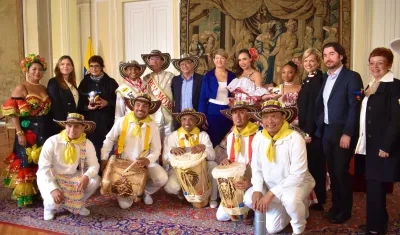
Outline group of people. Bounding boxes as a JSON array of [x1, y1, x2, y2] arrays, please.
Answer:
[[2, 38, 400, 234]]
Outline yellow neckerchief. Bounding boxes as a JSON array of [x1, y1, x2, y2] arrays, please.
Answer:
[[60, 130, 86, 165], [261, 121, 293, 162], [233, 122, 259, 156], [117, 111, 151, 155], [177, 126, 200, 147]]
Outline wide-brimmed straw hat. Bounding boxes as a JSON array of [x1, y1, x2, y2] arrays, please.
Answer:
[[172, 108, 206, 127], [390, 38, 400, 54], [119, 60, 146, 79], [125, 93, 161, 115], [171, 53, 199, 72], [251, 100, 297, 123], [141, 50, 171, 71], [54, 113, 96, 133], [220, 101, 260, 120]]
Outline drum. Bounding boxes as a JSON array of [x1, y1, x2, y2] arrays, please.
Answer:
[[212, 162, 249, 221], [170, 150, 211, 208], [101, 155, 147, 202]]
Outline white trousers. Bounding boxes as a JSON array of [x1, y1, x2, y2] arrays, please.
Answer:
[[164, 160, 218, 201], [216, 187, 252, 221], [39, 175, 101, 211], [117, 162, 168, 208], [243, 186, 312, 234], [151, 107, 174, 143]]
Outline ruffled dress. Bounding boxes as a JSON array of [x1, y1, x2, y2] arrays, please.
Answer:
[[227, 76, 270, 104], [2, 94, 51, 206]]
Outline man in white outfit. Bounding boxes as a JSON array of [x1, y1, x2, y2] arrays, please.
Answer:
[[37, 113, 100, 220], [216, 100, 260, 222], [101, 94, 168, 209], [142, 50, 175, 142], [162, 108, 218, 208], [244, 100, 315, 235]]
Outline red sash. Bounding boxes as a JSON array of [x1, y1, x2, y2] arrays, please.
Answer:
[[147, 75, 173, 113], [229, 134, 255, 166]]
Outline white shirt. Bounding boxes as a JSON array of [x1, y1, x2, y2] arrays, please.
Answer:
[[355, 71, 395, 154], [101, 116, 161, 163], [36, 134, 100, 194], [115, 80, 148, 120], [226, 131, 252, 165], [209, 82, 229, 105], [322, 65, 343, 124], [251, 131, 315, 200], [162, 130, 215, 167]]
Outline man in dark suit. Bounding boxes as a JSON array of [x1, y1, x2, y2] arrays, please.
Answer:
[[171, 54, 204, 128], [315, 42, 363, 224]]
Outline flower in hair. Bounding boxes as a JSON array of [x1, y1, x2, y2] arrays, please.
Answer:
[[248, 48, 258, 61], [20, 54, 47, 73]]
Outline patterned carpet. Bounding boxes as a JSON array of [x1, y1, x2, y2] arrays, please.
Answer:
[[1, 182, 400, 235]]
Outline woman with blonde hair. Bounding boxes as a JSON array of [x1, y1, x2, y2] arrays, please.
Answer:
[[297, 48, 326, 210]]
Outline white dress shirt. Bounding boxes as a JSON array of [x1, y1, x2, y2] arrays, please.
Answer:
[[322, 65, 343, 124], [162, 130, 215, 167], [36, 134, 100, 194], [226, 131, 252, 165], [251, 131, 315, 200], [101, 116, 161, 163]]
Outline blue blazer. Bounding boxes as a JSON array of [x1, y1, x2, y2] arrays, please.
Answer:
[[172, 72, 204, 112], [198, 68, 235, 114], [315, 66, 363, 141]]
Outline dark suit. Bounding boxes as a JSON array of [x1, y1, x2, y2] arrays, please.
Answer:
[[315, 66, 363, 220], [362, 78, 400, 233], [297, 70, 326, 205], [172, 72, 204, 112], [47, 77, 78, 135]]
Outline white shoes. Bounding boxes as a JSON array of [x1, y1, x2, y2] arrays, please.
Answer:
[[209, 200, 218, 208], [79, 207, 91, 216], [43, 209, 55, 221], [118, 197, 134, 209], [144, 193, 153, 205], [177, 193, 185, 200]]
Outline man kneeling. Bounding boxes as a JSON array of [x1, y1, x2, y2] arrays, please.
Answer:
[[163, 108, 218, 208], [37, 113, 100, 220], [244, 100, 315, 235]]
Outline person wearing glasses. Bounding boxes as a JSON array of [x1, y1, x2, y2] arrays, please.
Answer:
[[77, 55, 119, 167]]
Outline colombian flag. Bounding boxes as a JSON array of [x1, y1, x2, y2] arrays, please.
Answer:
[[83, 37, 94, 75]]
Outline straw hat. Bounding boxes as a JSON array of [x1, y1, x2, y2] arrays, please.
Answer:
[[171, 53, 199, 72], [54, 113, 96, 133], [389, 38, 400, 54], [220, 101, 260, 120], [141, 49, 171, 71], [119, 60, 146, 79], [251, 100, 297, 123], [125, 93, 161, 115], [172, 108, 206, 127]]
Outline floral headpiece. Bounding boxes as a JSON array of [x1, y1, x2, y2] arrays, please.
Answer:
[[20, 54, 47, 73], [248, 48, 258, 61]]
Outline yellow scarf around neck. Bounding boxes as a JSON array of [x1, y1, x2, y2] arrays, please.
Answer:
[[177, 126, 200, 147], [261, 121, 293, 162], [233, 122, 259, 156], [117, 111, 151, 155], [60, 130, 86, 165]]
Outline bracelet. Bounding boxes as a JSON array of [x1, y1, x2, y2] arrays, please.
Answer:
[[16, 130, 24, 136]]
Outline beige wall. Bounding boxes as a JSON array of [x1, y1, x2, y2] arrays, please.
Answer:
[[0, 0, 24, 104]]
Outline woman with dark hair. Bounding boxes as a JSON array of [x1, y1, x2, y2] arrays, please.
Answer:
[[47, 55, 79, 135], [356, 47, 400, 235], [275, 61, 302, 109], [2, 54, 51, 207], [297, 48, 326, 211], [77, 55, 119, 164]]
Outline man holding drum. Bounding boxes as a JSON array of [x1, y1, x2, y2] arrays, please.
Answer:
[[244, 100, 315, 235], [37, 113, 100, 220], [215, 99, 260, 222], [100, 94, 168, 209], [163, 108, 219, 208]]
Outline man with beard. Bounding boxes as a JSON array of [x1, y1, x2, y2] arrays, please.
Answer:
[[244, 100, 315, 235], [315, 42, 363, 224], [100, 94, 168, 208], [216, 100, 260, 222], [162, 108, 218, 208]]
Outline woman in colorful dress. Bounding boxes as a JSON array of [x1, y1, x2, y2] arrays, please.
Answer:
[[115, 60, 147, 120], [47, 55, 79, 135], [2, 54, 51, 207], [198, 49, 235, 147]]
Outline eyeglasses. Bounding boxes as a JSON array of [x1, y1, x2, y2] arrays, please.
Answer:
[[368, 62, 386, 67], [149, 57, 162, 61], [89, 64, 101, 68]]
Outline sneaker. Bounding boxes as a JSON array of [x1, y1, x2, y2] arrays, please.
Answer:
[[209, 200, 218, 208], [79, 207, 90, 216], [43, 209, 55, 221], [144, 193, 153, 205]]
